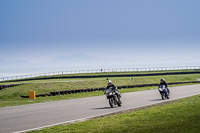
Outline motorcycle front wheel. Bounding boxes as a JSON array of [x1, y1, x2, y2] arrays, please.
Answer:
[[109, 98, 114, 108], [161, 93, 165, 100]]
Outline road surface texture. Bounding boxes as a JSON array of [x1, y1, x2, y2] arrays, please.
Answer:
[[0, 84, 200, 133]]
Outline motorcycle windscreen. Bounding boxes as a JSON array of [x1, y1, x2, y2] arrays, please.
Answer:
[[106, 88, 112, 94], [159, 88, 164, 91]]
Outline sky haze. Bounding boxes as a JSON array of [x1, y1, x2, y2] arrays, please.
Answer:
[[0, 0, 200, 66]]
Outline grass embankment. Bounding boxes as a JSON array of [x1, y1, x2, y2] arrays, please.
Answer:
[[0, 72, 200, 108], [28, 94, 200, 133]]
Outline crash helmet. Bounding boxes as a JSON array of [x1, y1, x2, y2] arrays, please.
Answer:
[[160, 78, 164, 82], [107, 80, 112, 84]]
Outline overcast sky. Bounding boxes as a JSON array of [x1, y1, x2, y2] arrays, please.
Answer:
[[0, 0, 200, 65]]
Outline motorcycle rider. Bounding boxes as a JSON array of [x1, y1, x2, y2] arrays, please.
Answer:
[[159, 78, 170, 95], [105, 80, 121, 101]]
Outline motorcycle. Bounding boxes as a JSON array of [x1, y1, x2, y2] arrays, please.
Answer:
[[158, 85, 169, 100], [105, 87, 121, 108]]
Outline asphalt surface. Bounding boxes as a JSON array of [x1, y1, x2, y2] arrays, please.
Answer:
[[1, 84, 200, 133]]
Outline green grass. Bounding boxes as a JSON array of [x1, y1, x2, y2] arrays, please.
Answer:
[[28, 94, 200, 133], [0, 85, 161, 108], [0, 73, 200, 108]]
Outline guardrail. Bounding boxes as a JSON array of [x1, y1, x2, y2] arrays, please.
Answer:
[[2, 71, 200, 83], [0, 66, 200, 82]]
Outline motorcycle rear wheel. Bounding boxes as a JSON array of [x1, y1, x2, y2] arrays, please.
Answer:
[[116, 97, 122, 107], [117, 101, 121, 107]]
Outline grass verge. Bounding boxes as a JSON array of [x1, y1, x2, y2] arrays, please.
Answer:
[[0, 85, 159, 108], [28, 94, 200, 133], [0, 73, 200, 108]]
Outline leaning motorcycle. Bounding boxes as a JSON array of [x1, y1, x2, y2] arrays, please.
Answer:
[[105, 87, 121, 108], [158, 85, 169, 100]]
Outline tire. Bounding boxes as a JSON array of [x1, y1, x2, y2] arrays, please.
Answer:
[[117, 97, 122, 107], [161, 93, 165, 100], [117, 101, 121, 107], [167, 89, 170, 96], [109, 98, 114, 108], [166, 92, 169, 99]]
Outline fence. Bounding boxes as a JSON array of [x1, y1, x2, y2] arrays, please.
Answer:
[[0, 66, 200, 82]]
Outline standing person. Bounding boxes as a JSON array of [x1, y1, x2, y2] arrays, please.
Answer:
[[105, 80, 121, 101], [159, 78, 170, 95]]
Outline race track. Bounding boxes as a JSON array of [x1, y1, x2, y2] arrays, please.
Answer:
[[0, 84, 200, 133]]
